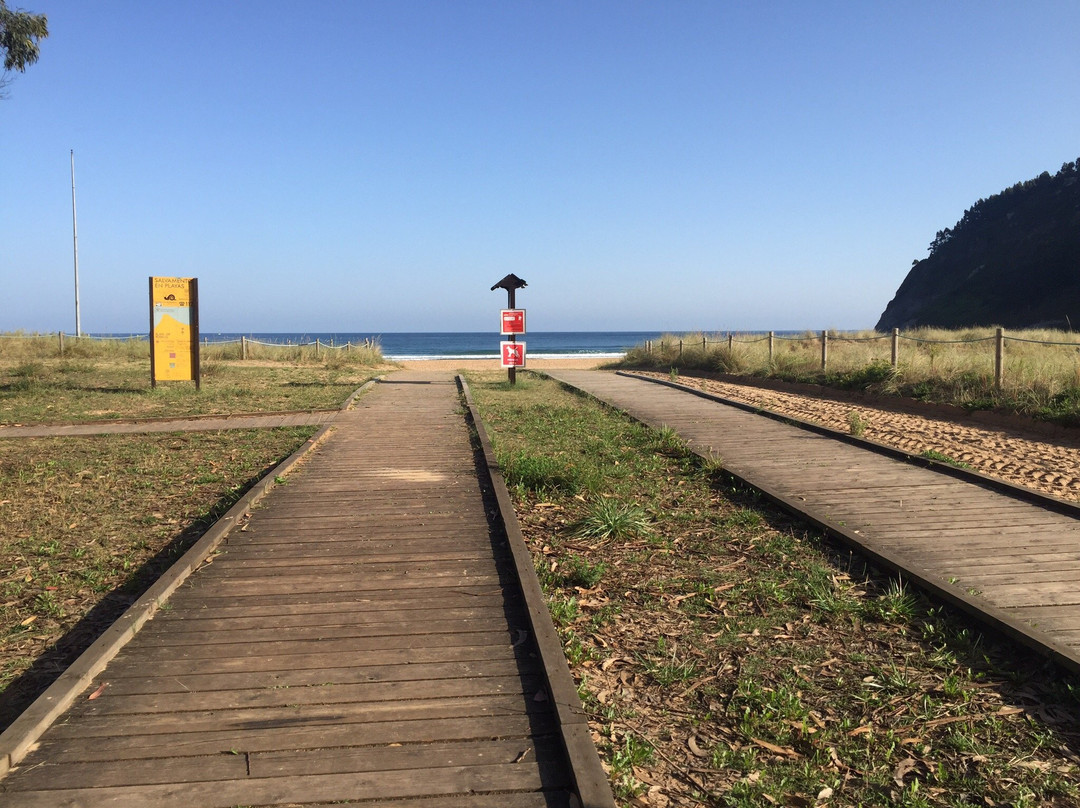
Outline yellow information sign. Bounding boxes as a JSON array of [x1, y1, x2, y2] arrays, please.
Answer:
[[149, 277, 200, 387]]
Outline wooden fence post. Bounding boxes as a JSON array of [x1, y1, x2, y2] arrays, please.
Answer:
[[679, 340, 683, 357], [768, 331, 774, 364], [241, 335, 247, 360], [891, 328, 899, 367], [727, 333, 733, 351], [58, 331, 64, 356], [315, 339, 321, 359], [821, 330, 828, 372], [995, 328, 1004, 389]]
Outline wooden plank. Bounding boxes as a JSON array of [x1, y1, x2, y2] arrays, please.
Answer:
[[99, 651, 525, 696], [0, 761, 571, 808], [10, 736, 565, 790], [147, 605, 507, 634], [49, 693, 547, 740], [79, 668, 538, 715]]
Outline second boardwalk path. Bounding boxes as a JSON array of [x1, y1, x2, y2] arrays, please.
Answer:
[[548, 370, 1080, 673], [0, 372, 609, 807]]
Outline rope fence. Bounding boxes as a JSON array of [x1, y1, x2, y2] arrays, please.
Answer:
[[0, 332, 380, 361], [641, 327, 1080, 390]]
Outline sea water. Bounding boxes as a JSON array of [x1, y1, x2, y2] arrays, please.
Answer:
[[195, 332, 669, 361]]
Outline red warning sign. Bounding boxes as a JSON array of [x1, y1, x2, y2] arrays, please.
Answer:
[[500, 341, 526, 368], [501, 309, 526, 335]]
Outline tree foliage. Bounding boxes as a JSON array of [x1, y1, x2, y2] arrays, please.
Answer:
[[0, 0, 49, 96]]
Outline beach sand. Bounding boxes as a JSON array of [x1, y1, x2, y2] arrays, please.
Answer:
[[394, 357, 611, 371]]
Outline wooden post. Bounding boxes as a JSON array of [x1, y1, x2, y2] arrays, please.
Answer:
[[821, 330, 828, 372], [768, 331, 774, 364], [315, 339, 321, 359], [241, 335, 247, 360], [891, 328, 899, 367], [995, 327, 1004, 390], [58, 331, 64, 356], [727, 333, 733, 351], [679, 339, 683, 357]]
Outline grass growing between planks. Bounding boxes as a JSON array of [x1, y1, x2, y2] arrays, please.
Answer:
[[467, 372, 1080, 807], [0, 427, 316, 731]]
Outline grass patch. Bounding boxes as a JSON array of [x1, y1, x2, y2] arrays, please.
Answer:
[[919, 449, 974, 469], [0, 337, 383, 424], [468, 370, 1080, 807]]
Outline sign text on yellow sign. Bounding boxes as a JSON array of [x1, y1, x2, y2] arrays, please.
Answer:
[[149, 277, 200, 387]]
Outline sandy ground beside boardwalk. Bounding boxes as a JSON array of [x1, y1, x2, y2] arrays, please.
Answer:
[[394, 357, 611, 371]]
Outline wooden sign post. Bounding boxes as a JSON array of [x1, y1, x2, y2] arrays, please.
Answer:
[[490, 274, 528, 386]]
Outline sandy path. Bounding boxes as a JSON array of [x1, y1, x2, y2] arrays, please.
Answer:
[[637, 371, 1080, 503], [394, 357, 608, 372]]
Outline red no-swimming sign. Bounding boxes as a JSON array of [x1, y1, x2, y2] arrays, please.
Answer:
[[501, 309, 526, 335], [501, 341, 526, 368]]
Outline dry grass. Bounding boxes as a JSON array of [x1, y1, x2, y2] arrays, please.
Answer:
[[621, 328, 1080, 424], [0, 337, 384, 425]]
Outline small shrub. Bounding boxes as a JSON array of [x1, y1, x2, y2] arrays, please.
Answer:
[[573, 498, 651, 541], [847, 410, 869, 437]]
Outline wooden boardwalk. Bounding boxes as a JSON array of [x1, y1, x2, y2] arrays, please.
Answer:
[[0, 372, 611, 807], [548, 370, 1080, 673]]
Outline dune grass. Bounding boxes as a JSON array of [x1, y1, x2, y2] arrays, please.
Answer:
[[0, 333, 386, 424], [619, 328, 1080, 425]]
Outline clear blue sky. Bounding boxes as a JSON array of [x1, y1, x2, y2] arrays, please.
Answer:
[[3, 1, 1078, 334]]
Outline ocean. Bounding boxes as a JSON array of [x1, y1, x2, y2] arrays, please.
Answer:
[[195, 331, 668, 361]]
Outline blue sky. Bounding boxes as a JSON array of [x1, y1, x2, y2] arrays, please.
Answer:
[[2, 1, 1078, 334]]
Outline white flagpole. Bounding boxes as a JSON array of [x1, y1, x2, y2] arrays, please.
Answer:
[[71, 149, 81, 337]]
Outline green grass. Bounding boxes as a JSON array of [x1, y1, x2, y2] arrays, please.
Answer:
[[572, 498, 652, 541], [919, 449, 974, 469]]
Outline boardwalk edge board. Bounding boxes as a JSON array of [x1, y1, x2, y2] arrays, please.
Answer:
[[0, 378, 379, 778], [456, 375, 616, 808], [555, 371, 1080, 677]]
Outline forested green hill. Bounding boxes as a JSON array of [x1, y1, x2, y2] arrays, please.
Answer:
[[876, 159, 1080, 331]]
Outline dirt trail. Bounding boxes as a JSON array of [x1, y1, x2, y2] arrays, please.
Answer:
[[644, 372, 1080, 503]]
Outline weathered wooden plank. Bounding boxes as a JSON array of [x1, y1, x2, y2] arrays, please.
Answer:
[[9, 736, 565, 790], [151, 590, 515, 622], [0, 761, 570, 808], [148, 605, 508, 635], [79, 668, 538, 715], [49, 693, 546, 741], [98, 650, 525, 695]]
